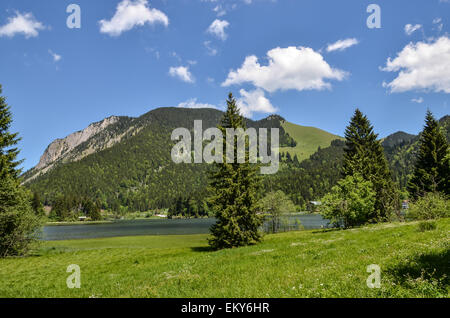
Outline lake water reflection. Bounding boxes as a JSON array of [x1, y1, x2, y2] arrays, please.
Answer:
[[42, 214, 330, 241]]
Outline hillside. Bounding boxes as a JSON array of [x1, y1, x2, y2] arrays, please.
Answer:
[[383, 115, 450, 188], [24, 107, 449, 212], [269, 115, 449, 207], [0, 218, 448, 297], [24, 107, 334, 211], [22, 116, 135, 182], [266, 139, 345, 208], [280, 121, 343, 161]]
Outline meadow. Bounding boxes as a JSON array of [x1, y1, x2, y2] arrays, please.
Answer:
[[0, 218, 448, 298], [280, 121, 343, 161]]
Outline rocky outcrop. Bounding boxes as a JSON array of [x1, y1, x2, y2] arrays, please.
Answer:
[[35, 116, 121, 170]]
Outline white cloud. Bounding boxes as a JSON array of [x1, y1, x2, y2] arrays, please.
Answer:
[[236, 89, 277, 118], [99, 0, 168, 36], [48, 50, 61, 62], [207, 19, 229, 40], [204, 40, 218, 56], [411, 97, 424, 103], [145, 47, 160, 59], [381, 36, 450, 93], [404, 24, 422, 36], [433, 18, 443, 32], [169, 66, 195, 83], [222, 46, 347, 93], [326, 38, 359, 52], [213, 5, 226, 17], [0, 11, 45, 38], [177, 98, 218, 109]]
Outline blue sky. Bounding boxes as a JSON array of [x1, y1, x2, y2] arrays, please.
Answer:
[[0, 0, 449, 171]]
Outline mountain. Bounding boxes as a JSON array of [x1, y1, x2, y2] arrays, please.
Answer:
[[381, 131, 416, 148], [23, 116, 135, 182], [23, 107, 449, 212], [23, 107, 339, 211]]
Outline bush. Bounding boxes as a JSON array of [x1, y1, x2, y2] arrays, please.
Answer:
[[417, 221, 437, 232], [320, 174, 376, 228], [407, 192, 449, 220]]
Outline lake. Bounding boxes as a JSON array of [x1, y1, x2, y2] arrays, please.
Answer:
[[41, 214, 330, 241]]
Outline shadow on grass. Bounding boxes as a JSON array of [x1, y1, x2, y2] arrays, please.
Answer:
[[311, 228, 342, 234], [191, 246, 214, 253], [29, 246, 75, 257], [386, 248, 449, 289]]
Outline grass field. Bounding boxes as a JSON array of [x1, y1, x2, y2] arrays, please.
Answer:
[[0, 219, 448, 298], [280, 121, 343, 161]]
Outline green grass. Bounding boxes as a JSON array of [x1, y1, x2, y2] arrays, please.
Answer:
[[0, 219, 448, 298], [280, 121, 343, 161]]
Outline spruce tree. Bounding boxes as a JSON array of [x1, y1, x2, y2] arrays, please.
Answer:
[[342, 109, 397, 221], [208, 93, 263, 249], [31, 192, 45, 216], [0, 84, 41, 257], [83, 198, 101, 221], [407, 110, 450, 199]]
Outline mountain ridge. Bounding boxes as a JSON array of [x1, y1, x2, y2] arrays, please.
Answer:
[[23, 107, 449, 212], [23, 107, 339, 183]]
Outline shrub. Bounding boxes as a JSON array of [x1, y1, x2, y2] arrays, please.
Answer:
[[417, 221, 437, 232], [407, 192, 449, 220], [320, 174, 376, 228]]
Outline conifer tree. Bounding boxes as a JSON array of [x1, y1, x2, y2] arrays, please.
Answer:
[[0, 84, 41, 257], [83, 198, 101, 221], [208, 93, 263, 249], [286, 152, 292, 163], [31, 192, 45, 216], [342, 109, 397, 221], [407, 110, 450, 199]]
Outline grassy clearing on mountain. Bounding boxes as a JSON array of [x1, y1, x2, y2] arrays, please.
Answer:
[[280, 121, 343, 161], [0, 219, 448, 298]]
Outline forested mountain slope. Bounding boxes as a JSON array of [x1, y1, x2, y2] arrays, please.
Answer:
[[24, 108, 317, 210], [24, 107, 449, 212]]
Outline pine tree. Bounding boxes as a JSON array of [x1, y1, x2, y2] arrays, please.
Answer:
[[342, 109, 397, 221], [285, 152, 292, 163], [208, 93, 263, 249], [31, 192, 45, 216], [0, 86, 21, 180], [0, 84, 41, 257], [407, 110, 450, 199], [83, 198, 101, 221]]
